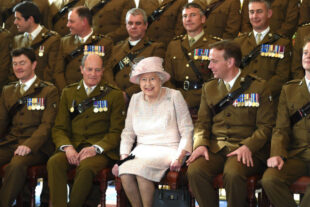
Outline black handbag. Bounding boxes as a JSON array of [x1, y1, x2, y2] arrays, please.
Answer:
[[152, 186, 191, 207]]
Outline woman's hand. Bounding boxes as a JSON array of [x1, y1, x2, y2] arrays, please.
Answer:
[[170, 158, 182, 172], [112, 164, 119, 176]]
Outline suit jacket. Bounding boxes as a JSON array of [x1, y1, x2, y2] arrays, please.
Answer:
[[165, 32, 221, 108], [234, 31, 291, 98], [194, 73, 275, 162], [241, 0, 299, 38], [52, 80, 125, 160], [47, 0, 85, 37], [13, 26, 61, 83], [141, 0, 186, 45], [291, 24, 310, 80], [0, 78, 59, 156], [53, 33, 113, 92], [0, 0, 50, 36], [271, 78, 310, 158], [0, 28, 12, 92], [103, 36, 165, 97], [85, 0, 134, 43], [193, 0, 241, 39]]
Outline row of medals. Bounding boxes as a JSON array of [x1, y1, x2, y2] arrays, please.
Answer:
[[27, 98, 45, 110]]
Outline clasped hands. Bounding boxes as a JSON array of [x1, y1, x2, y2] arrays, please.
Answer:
[[64, 145, 97, 166]]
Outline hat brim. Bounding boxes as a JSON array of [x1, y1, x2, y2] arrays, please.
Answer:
[[130, 70, 171, 84]]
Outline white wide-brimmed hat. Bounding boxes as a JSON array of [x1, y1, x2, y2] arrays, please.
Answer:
[[129, 56, 171, 84]]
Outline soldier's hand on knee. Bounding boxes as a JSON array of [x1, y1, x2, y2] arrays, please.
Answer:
[[227, 145, 253, 167], [78, 146, 97, 161], [14, 145, 31, 156], [186, 146, 209, 166], [267, 156, 284, 170], [64, 146, 79, 166]]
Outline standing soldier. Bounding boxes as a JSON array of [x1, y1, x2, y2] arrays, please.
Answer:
[[53, 6, 113, 92], [0, 28, 12, 93], [84, 0, 135, 43], [48, 0, 85, 37], [12, 1, 61, 84], [241, 0, 299, 38], [193, 0, 241, 39], [0, 0, 50, 36], [103, 8, 165, 100], [235, 0, 291, 101], [165, 3, 222, 113], [0, 47, 58, 207]]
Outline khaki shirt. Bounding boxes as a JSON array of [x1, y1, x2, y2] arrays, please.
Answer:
[[194, 73, 275, 162], [271, 78, 310, 158], [0, 78, 59, 156], [52, 80, 125, 160]]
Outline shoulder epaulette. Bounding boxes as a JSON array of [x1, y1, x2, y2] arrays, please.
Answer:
[[301, 22, 310, 27], [209, 35, 223, 41], [6, 81, 18, 86], [247, 73, 264, 82], [92, 34, 110, 40], [66, 82, 79, 88], [39, 81, 54, 87], [285, 79, 303, 85], [104, 82, 121, 90], [173, 34, 185, 40]]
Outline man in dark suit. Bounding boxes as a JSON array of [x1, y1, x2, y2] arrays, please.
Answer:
[[47, 53, 125, 207], [0, 47, 58, 207]]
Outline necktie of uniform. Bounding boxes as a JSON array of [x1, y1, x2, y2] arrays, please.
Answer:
[[20, 83, 26, 95], [86, 87, 92, 96], [158, 0, 163, 4], [225, 82, 231, 92], [256, 33, 262, 45], [189, 37, 195, 47], [27, 34, 32, 45]]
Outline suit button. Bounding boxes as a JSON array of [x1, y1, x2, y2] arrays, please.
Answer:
[[226, 124, 230, 129], [226, 113, 231, 117]]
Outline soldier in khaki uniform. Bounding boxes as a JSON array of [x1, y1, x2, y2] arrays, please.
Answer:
[[0, 28, 12, 92], [0, 47, 58, 207], [12, 1, 61, 84], [47, 53, 125, 207], [291, 23, 310, 79], [261, 37, 310, 207], [193, 0, 241, 39], [241, 0, 299, 38], [186, 40, 274, 207], [53, 6, 113, 92], [299, 0, 310, 26], [235, 0, 291, 100], [0, 0, 50, 36], [103, 8, 165, 99], [84, 0, 135, 43], [48, 0, 85, 37], [165, 3, 221, 110]]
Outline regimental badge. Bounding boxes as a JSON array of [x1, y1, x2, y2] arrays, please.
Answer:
[[122, 57, 131, 66], [39, 46, 44, 57], [260, 44, 285, 59], [83, 45, 105, 56], [233, 93, 260, 107], [194, 49, 210, 60]]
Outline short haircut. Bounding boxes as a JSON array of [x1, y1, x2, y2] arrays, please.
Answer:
[[303, 35, 310, 49], [125, 8, 147, 24], [73, 6, 93, 26], [81, 54, 103, 68], [248, 0, 271, 10], [182, 3, 205, 17], [13, 1, 41, 24], [209, 40, 242, 67], [11, 47, 36, 63]]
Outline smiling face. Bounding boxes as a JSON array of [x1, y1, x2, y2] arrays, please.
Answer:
[[182, 7, 205, 35], [80, 54, 103, 87], [12, 54, 36, 83], [248, 1, 272, 32], [14, 11, 32, 33], [139, 72, 162, 101], [67, 9, 85, 36], [208, 48, 231, 80]]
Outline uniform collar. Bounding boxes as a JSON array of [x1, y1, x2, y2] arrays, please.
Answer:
[[253, 26, 270, 42], [25, 25, 42, 40], [19, 75, 37, 92]]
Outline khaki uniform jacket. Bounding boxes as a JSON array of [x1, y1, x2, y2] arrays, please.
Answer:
[[52, 80, 125, 160], [0, 78, 59, 156], [299, 0, 310, 25], [165, 33, 221, 108], [193, 0, 241, 39], [271, 78, 310, 159], [47, 0, 85, 37], [194, 73, 275, 162], [0, 28, 12, 92], [53, 33, 113, 92], [85, 0, 134, 43], [241, 0, 299, 38], [0, 0, 50, 36], [142, 0, 186, 45], [234, 32, 291, 98], [103, 36, 166, 97], [13, 26, 61, 83], [291, 24, 310, 80]]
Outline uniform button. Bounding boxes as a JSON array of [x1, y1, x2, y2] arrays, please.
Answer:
[[85, 115, 89, 118], [99, 15, 102, 18], [226, 113, 231, 117], [20, 112, 24, 116], [253, 70, 257, 73], [226, 124, 230, 129]]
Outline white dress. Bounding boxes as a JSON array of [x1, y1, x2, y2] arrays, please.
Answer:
[[119, 88, 193, 182]]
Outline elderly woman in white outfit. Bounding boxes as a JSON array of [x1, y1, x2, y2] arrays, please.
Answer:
[[112, 56, 193, 207]]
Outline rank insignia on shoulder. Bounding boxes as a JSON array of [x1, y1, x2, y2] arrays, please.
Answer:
[[194, 49, 210, 60], [260, 44, 285, 59], [84, 45, 105, 56], [233, 93, 260, 107], [27, 98, 45, 110], [93, 100, 108, 113]]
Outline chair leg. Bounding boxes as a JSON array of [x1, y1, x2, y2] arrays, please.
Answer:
[[247, 179, 257, 207], [29, 176, 37, 207], [99, 179, 108, 207]]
